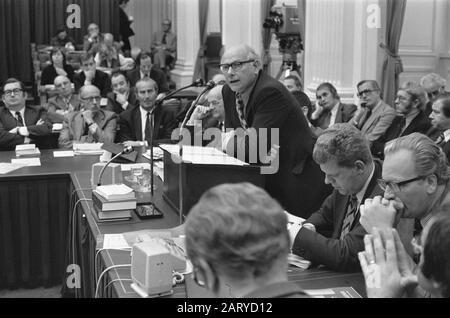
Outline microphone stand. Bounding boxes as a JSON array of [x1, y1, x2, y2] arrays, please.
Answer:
[[97, 146, 132, 186]]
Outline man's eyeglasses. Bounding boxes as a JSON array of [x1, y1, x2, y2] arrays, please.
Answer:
[[220, 59, 255, 73], [427, 90, 440, 100], [3, 88, 23, 96], [81, 96, 101, 102], [377, 176, 425, 192], [357, 89, 378, 98]]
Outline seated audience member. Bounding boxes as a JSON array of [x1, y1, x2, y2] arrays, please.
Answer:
[[127, 52, 169, 94], [40, 48, 75, 93], [359, 213, 450, 298], [46, 75, 80, 123], [428, 93, 450, 161], [290, 123, 383, 272], [50, 26, 75, 50], [310, 82, 357, 132], [371, 81, 431, 159], [420, 73, 448, 116], [0, 78, 52, 151], [94, 33, 134, 73], [185, 183, 309, 298], [150, 19, 177, 70], [105, 71, 137, 114], [117, 78, 176, 146], [359, 133, 450, 283], [73, 52, 111, 97], [83, 23, 104, 54], [352, 80, 396, 146], [58, 85, 117, 149], [283, 75, 313, 119], [212, 73, 226, 85]]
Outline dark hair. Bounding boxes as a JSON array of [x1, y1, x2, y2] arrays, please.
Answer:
[[50, 48, 68, 67], [313, 123, 373, 167], [284, 75, 302, 90], [421, 213, 450, 298], [118, 0, 129, 5], [135, 52, 152, 66], [55, 25, 68, 36], [110, 70, 130, 84], [434, 93, 450, 118], [317, 82, 340, 100], [2, 78, 25, 94], [185, 183, 289, 280], [80, 52, 95, 64]]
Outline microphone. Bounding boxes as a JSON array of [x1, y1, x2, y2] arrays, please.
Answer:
[[180, 81, 217, 129], [97, 145, 133, 186]]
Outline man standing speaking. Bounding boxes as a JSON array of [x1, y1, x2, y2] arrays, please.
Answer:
[[220, 44, 330, 218]]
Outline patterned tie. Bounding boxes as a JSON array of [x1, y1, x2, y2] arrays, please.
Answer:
[[15, 111, 24, 126], [162, 32, 167, 45], [144, 111, 154, 146], [340, 195, 358, 239], [235, 93, 248, 129]]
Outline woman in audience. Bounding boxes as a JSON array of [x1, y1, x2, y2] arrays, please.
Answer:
[[50, 26, 75, 50], [359, 213, 450, 298], [40, 48, 75, 94]]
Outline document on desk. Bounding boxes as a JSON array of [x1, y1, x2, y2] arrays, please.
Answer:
[[305, 287, 362, 298], [102, 234, 131, 250], [53, 151, 74, 157], [120, 163, 151, 171], [0, 162, 26, 174], [11, 158, 41, 166]]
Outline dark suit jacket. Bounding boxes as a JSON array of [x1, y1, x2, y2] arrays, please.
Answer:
[[73, 70, 112, 97], [440, 140, 450, 163], [292, 160, 384, 272], [371, 111, 431, 158], [117, 105, 177, 144], [127, 68, 169, 93], [40, 64, 75, 85], [105, 91, 137, 114], [311, 103, 357, 130], [222, 71, 332, 218], [0, 106, 53, 150]]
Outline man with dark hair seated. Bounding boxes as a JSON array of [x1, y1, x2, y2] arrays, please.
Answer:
[[185, 182, 309, 298], [127, 52, 169, 94], [73, 52, 111, 97], [291, 123, 383, 272], [105, 70, 137, 114], [283, 75, 313, 118], [0, 78, 52, 151], [428, 93, 450, 161]]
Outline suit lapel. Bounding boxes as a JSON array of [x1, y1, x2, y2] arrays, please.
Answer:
[[334, 193, 350, 238], [335, 104, 343, 124], [362, 103, 383, 132]]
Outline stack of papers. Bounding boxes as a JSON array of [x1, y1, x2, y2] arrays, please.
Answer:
[[159, 144, 247, 166], [15, 144, 41, 157], [95, 183, 135, 201], [73, 143, 104, 155], [11, 158, 41, 167]]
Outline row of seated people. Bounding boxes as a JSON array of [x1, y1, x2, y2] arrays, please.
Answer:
[[282, 73, 450, 162]]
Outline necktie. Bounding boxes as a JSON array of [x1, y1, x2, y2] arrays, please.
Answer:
[[340, 195, 358, 239], [436, 132, 446, 147], [162, 32, 167, 45], [359, 108, 372, 129], [235, 93, 248, 129], [15, 111, 24, 126], [144, 111, 154, 146], [397, 116, 406, 136]]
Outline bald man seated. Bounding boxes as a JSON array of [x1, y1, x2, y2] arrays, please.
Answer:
[[46, 75, 80, 123], [58, 85, 117, 149]]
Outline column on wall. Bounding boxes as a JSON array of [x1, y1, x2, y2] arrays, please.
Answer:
[[303, 0, 383, 104]]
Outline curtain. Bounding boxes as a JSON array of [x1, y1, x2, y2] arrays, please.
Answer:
[[380, 0, 407, 107], [0, 0, 32, 84], [261, 0, 275, 73], [193, 0, 210, 81], [0, 0, 120, 84]]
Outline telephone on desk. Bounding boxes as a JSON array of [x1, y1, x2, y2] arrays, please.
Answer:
[[130, 233, 189, 297]]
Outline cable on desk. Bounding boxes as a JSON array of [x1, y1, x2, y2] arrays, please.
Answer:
[[95, 248, 131, 286], [104, 278, 133, 296], [71, 197, 92, 298], [95, 264, 131, 298]]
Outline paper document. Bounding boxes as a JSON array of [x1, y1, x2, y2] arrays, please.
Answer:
[[159, 144, 247, 166], [142, 147, 164, 161], [102, 234, 131, 250], [0, 163, 26, 174], [54, 151, 74, 157], [305, 287, 362, 298], [11, 158, 41, 166], [73, 143, 104, 155], [121, 163, 151, 171]]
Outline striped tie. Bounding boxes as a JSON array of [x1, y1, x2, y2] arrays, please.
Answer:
[[340, 195, 358, 239], [15, 111, 24, 126], [235, 93, 248, 129]]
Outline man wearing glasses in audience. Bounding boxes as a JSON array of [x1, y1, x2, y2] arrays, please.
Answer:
[[58, 85, 117, 149], [352, 80, 396, 147], [420, 73, 448, 117], [0, 78, 52, 151], [46, 75, 80, 123], [359, 133, 450, 295], [219, 44, 330, 218]]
